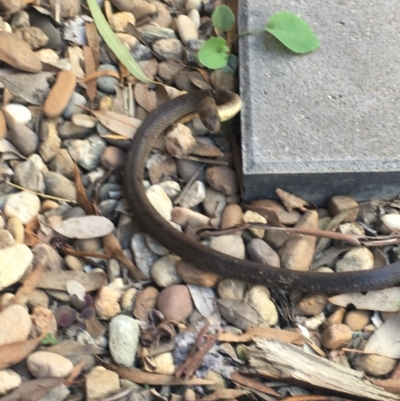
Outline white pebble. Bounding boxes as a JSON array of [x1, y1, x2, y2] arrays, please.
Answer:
[[3, 104, 32, 125], [4, 191, 40, 225]]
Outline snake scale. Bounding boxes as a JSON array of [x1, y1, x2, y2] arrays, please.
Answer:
[[124, 89, 400, 294]]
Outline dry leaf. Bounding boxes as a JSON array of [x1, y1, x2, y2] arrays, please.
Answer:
[[218, 326, 307, 345], [139, 59, 159, 80], [68, 46, 85, 79], [83, 45, 97, 102], [24, 215, 40, 246], [230, 372, 281, 397], [190, 77, 212, 90], [192, 141, 224, 157], [364, 312, 400, 358], [0, 139, 26, 161], [92, 109, 142, 139], [187, 285, 216, 318], [134, 82, 157, 112], [52, 216, 115, 239], [217, 299, 264, 331], [198, 389, 248, 401], [65, 360, 87, 385], [0, 378, 63, 401], [74, 163, 97, 215], [47, 341, 104, 357], [85, 22, 100, 66], [329, 288, 400, 312], [0, 337, 42, 369], [83, 311, 106, 338], [37, 271, 107, 292], [372, 379, 400, 396], [103, 233, 149, 281], [275, 188, 309, 212], [155, 84, 170, 107], [101, 360, 215, 385]]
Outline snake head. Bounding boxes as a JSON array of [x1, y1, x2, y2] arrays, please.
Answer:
[[198, 96, 221, 133]]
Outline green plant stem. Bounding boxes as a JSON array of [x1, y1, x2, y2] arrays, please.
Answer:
[[229, 27, 266, 45]]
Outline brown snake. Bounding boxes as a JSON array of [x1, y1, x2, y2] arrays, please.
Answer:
[[124, 89, 400, 294]]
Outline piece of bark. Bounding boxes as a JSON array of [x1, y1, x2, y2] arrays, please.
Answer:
[[245, 338, 400, 401]]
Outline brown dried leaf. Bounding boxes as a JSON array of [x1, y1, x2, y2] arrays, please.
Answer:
[[156, 84, 170, 107], [0, 337, 42, 369], [83, 312, 106, 338], [192, 141, 224, 157], [187, 284, 215, 318], [74, 164, 97, 215], [218, 327, 307, 345], [0, 378, 63, 401], [217, 299, 264, 331], [83, 45, 97, 102], [329, 288, 400, 312], [190, 77, 212, 90], [83, 69, 120, 83], [230, 372, 281, 397], [104, 233, 149, 281], [140, 59, 159, 80], [276, 187, 309, 212], [198, 389, 248, 401], [372, 379, 400, 396], [65, 360, 87, 385], [85, 22, 100, 67], [46, 341, 104, 357], [101, 360, 215, 385], [37, 271, 107, 292], [24, 215, 40, 246], [134, 82, 157, 112], [92, 109, 142, 139]]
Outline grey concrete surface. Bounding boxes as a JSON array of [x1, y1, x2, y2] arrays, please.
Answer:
[[238, 0, 400, 205]]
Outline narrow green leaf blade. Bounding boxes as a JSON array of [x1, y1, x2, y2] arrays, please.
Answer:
[[198, 37, 230, 69], [87, 0, 151, 83], [212, 5, 235, 31], [265, 11, 320, 54]]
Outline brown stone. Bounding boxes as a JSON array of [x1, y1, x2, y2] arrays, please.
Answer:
[[157, 285, 193, 321], [327, 196, 359, 222], [133, 286, 159, 321], [176, 260, 219, 287], [321, 324, 352, 350]]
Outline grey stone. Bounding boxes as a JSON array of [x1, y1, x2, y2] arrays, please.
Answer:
[[138, 25, 177, 45], [66, 134, 106, 171], [239, 0, 400, 205], [13, 157, 45, 193], [131, 233, 158, 276], [131, 43, 153, 61], [97, 64, 119, 94], [152, 39, 183, 61], [58, 121, 94, 139], [63, 92, 87, 120], [7, 123, 38, 157], [44, 171, 77, 200], [49, 149, 75, 180]]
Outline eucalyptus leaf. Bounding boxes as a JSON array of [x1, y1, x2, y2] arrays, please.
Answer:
[[86, 0, 151, 83], [198, 37, 230, 69], [265, 11, 320, 54], [212, 5, 235, 31]]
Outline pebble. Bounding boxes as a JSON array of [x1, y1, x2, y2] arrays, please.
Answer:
[[158, 181, 181, 199], [165, 123, 196, 156], [110, 12, 136, 32], [95, 286, 121, 320], [151, 352, 175, 375], [6, 217, 24, 243], [4, 191, 40, 225], [243, 210, 267, 238], [247, 238, 280, 267], [29, 9, 62, 51], [10, 10, 29, 30], [221, 203, 243, 233], [35, 48, 60, 64], [0, 32, 42, 73], [28, 289, 49, 309], [157, 285, 193, 321], [66, 135, 106, 170], [43, 70, 77, 119], [116, 33, 139, 50], [204, 370, 226, 391], [354, 353, 397, 376], [327, 196, 359, 222], [63, 92, 88, 119], [344, 310, 370, 331], [320, 324, 352, 349], [176, 260, 219, 287], [151, 255, 182, 287], [120, 287, 137, 310], [264, 229, 288, 249], [251, 199, 301, 226], [209, 234, 245, 259], [49, 0, 81, 18], [0, 111, 5, 139], [280, 210, 318, 271], [13, 157, 45, 193], [203, 187, 226, 218], [65, 255, 84, 272], [133, 286, 159, 321], [149, 157, 178, 185], [176, 14, 198, 45], [131, 233, 159, 276], [31, 306, 57, 337], [381, 214, 400, 232], [0, 304, 32, 346], [158, 60, 184, 83], [188, 9, 201, 29], [153, 38, 184, 60], [138, 25, 177, 45], [97, 64, 119, 94], [0, 369, 21, 395], [109, 315, 140, 367], [3, 103, 31, 125], [50, 149, 76, 180], [218, 278, 247, 301], [0, 230, 15, 249], [100, 146, 127, 170], [14, 26, 49, 50], [146, 185, 173, 221], [211, 69, 235, 91], [86, 366, 121, 401], [7, 123, 39, 156], [206, 166, 238, 195], [179, 181, 206, 208], [335, 247, 374, 272], [294, 294, 328, 316], [152, 3, 172, 28], [244, 285, 279, 326], [72, 114, 97, 129], [39, 121, 61, 162], [44, 171, 77, 201], [131, 43, 153, 61]]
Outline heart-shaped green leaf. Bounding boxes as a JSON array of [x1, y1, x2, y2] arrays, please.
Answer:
[[198, 37, 230, 69], [212, 5, 235, 31], [265, 11, 320, 54]]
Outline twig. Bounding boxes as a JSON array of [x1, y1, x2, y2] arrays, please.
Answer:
[[174, 164, 205, 206]]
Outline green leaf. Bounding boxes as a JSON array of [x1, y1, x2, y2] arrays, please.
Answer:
[[212, 5, 235, 31], [198, 37, 230, 69], [265, 11, 320, 54], [87, 0, 151, 83], [221, 54, 239, 75], [41, 333, 58, 345]]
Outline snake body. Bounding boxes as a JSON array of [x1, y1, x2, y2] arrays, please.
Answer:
[[124, 90, 400, 294]]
